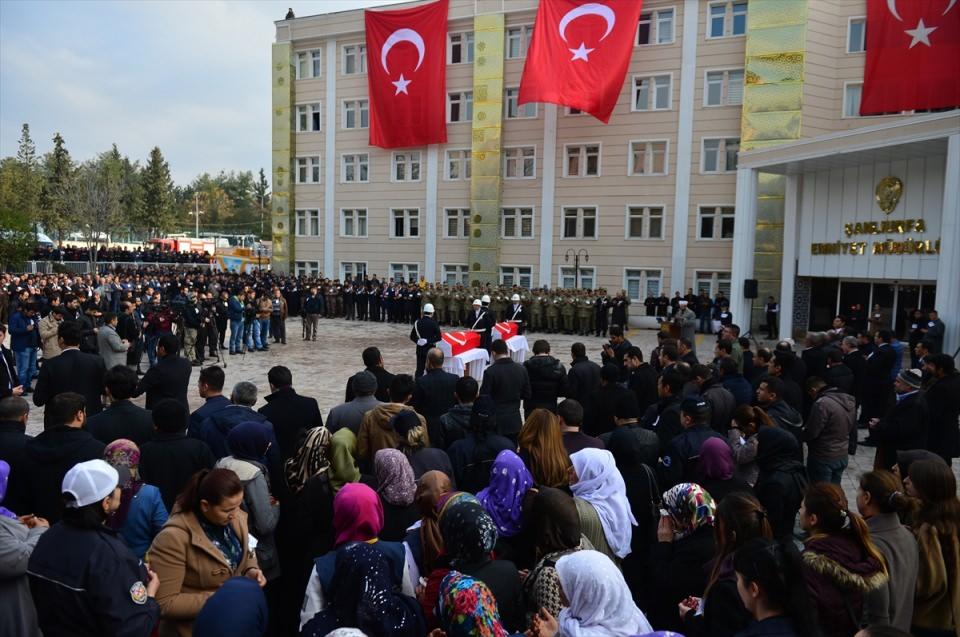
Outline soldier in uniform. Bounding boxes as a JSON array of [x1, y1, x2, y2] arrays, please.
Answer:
[[434, 285, 448, 325], [561, 291, 576, 334], [545, 290, 559, 333], [577, 291, 593, 336], [489, 290, 505, 323], [529, 289, 545, 333], [449, 286, 463, 327]]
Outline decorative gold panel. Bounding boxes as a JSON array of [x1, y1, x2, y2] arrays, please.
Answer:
[[271, 42, 294, 272]]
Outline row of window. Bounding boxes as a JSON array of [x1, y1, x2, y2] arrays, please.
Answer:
[[842, 83, 957, 119], [294, 137, 739, 185], [294, 205, 736, 241]]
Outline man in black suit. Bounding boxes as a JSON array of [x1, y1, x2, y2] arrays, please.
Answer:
[[33, 321, 106, 415], [85, 365, 154, 446], [410, 304, 442, 378], [258, 365, 323, 464], [479, 339, 531, 441], [860, 330, 898, 443], [801, 331, 830, 381], [412, 348, 459, 449], [0, 323, 22, 399], [133, 333, 192, 410], [0, 396, 32, 513], [345, 346, 395, 403]]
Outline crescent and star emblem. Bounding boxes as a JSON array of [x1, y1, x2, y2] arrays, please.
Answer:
[[557, 2, 616, 62], [886, 0, 956, 49], [380, 28, 425, 95]]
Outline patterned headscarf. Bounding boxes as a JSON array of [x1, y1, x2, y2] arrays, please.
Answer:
[[662, 483, 716, 541], [375, 448, 417, 506], [476, 449, 534, 537], [103, 439, 143, 531], [436, 571, 508, 637], [285, 426, 331, 493], [440, 499, 497, 566], [333, 483, 384, 546]]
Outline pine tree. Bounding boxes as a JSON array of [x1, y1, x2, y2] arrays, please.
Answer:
[[15, 124, 42, 223], [140, 146, 176, 237], [40, 133, 75, 245], [254, 167, 271, 238]]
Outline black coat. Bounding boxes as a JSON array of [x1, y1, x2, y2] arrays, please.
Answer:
[[139, 431, 215, 511], [801, 346, 829, 381], [479, 357, 531, 436], [873, 391, 928, 470], [412, 368, 459, 449], [33, 348, 107, 415], [467, 309, 495, 349], [862, 345, 897, 417], [590, 384, 630, 438], [648, 525, 717, 632], [627, 363, 659, 415], [134, 354, 192, 410], [0, 419, 31, 514], [823, 364, 855, 395], [925, 371, 960, 459], [754, 428, 807, 539], [842, 350, 867, 399], [345, 365, 394, 403], [523, 355, 566, 415], [85, 400, 154, 447], [21, 426, 106, 522], [566, 356, 602, 426], [0, 345, 20, 398], [409, 316, 441, 345], [258, 387, 323, 463]]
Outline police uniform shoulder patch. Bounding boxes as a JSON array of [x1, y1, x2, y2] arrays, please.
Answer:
[[130, 581, 148, 604]]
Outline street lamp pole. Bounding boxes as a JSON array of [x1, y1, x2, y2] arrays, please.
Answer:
[[192, 193, 204, 239], [564, 248, 589, 287]]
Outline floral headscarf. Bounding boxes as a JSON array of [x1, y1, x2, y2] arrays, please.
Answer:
[[440, 499, 498, 566], [476, 450, 534, 538], [103, 439, 143, 531], [436, 571, 508, 637], [375, 448, 417, 506], [662, 483, 716, 540]]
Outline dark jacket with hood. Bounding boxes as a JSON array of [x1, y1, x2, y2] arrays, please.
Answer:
[[642, 395, 684, 455], [722, 372, 754, 408], [523, 355, 566, 415], [764, 400, 804, 456], [198, 405, 284, 494], [803, 388, 856, 462], [753, 427, 807, 539], [446, 397, 515, 494], [823, 364, 855, 395], [439, 403, 472, 446], [21, 426, 105, 522]]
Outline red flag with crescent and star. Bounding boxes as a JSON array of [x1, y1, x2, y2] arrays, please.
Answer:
[[365, 0, 448, 148], [861, 0, 960, 114], [519, 0, 644, 123]]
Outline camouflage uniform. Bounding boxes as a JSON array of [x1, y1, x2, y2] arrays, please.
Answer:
[[449, 288, 463, 327], [434, 287, 449, 324], [577, 293, 593, 335], [529, 291, 545, 332], [545, 293, 560, 333], [561, 293, 576, 334]]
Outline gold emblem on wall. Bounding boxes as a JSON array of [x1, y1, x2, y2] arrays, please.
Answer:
[[875, 176, 903, 215]]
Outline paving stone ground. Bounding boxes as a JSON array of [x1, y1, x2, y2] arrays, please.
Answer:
[[19, 318, 958, 504]]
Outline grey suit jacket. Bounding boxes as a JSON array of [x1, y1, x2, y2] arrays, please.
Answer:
[[97, 325, 127, 370]]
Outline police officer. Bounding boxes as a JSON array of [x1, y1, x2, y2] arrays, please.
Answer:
[[506, 293, 526, 335], [660, 397, 725, 488], [468, 298, 495, 350], [411, 303, 442, 378]]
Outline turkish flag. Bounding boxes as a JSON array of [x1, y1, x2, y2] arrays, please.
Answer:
[[365, 0, 448, 148], [861, 0, 960, 115], [519, 0, 644, 123]]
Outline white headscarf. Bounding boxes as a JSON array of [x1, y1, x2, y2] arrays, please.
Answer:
[[555, 550, 653, 637], [570, 448, 636, 558]]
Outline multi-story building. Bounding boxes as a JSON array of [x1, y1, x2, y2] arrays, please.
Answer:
[[272, 0, 959, 353]]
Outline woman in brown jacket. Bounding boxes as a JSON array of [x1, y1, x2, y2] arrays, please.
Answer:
[[148, 468, 265, 637]]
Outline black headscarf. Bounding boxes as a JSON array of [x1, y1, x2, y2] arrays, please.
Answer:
[[440, 499, 498, 567], [608, 426, 660, 469], [469, 395, 498, 439], [531, 487, 581, 557], [755, 427, 802, 473]]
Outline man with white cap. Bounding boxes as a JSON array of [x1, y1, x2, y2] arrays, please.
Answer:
[[506, 293, 526, 335], [673, 299, 698, 356], [410, 302, 442, 378], [469, 298, 495, 350], [27, 459, 161, 636]]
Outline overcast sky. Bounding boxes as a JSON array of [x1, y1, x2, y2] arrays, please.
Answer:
[[0, 0, 405, 185]]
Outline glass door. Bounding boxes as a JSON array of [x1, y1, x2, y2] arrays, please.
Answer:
[[895, 284, 921, 339], [839, 281, 871, 332], [809, 278, 839, 331]]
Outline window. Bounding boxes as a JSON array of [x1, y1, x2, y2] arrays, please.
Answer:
[[701, 138, 740, 173], [295, 103, 321, 132], [560, 266, 596, 290], [709, 1, 747, 38], [444, 208, 470, 238], [443, 264, 469, 285], [505, 88, 537, 119], [847, 17, 866, 53], [295, 209, 321, 237], [391, 209, 420, 238], [695, 271, 732, 297], [562, 207, 597, 239], [448, 32, 474, 64], [448, 91, 473, 123], [629, 140, 668, 176], [506, 25, 534, 59], [704, 69, 744, 106], [625, 269, 663, 300], [633, 74, 672, 111], [566, 107, 584, 116], [341, 262, 367, 280], [343, 100, 369, 129], [343, 44, 367, 74], [392, 151, 422, 182], [698, 206, 736, 239], [501, 207, 534, 239], [500, 266, 533, 288], [341, 153, 369, 183], [504, 147, 536, 179], [626, 206, 664, 239], [295, 49, 322, 79], [390, 263, 419, 282], [564, 144, 600, 177], [340, 209, 368, 237], [295, 261, 321, 277], [844, 83, 862, 118], [295, 157, 320, 184], [637, 8, 675, 45], [445, 149, 471, 180]]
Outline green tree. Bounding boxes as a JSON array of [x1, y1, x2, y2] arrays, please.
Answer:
[[15, 124, 42, 225], [253, 167, 271, 238], [0, 158, 37, 267], [138, 146, 175, 237], [118, 156, 143, 241], [39, 132, 76, 245]]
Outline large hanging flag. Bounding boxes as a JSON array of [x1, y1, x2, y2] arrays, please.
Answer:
[[519, 0, 644, 123], [861, 0, 960, 115], [365, 0, 448, 148]]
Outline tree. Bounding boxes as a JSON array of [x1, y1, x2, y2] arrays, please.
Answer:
[[138, 146, 175, 237], [254, 167, 271, 238], [39, 133, 75, 245], [69, 152, 123, 263], [15, 124, 42, 227], [0, 158, 37, 268]]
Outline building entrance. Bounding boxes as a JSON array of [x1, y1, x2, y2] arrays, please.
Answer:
[[808, 278, 937, 337]]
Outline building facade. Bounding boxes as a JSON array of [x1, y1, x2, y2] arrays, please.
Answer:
[[272, 0, 959, 347]]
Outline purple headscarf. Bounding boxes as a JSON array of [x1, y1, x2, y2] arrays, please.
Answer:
[[697, 437, 735, 481], [476, 449, 534, 537], [0, 460, 16, 519]]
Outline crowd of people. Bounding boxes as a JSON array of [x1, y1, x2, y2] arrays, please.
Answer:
[[0, 264, 958, 637], [32, 245, 215, 264]]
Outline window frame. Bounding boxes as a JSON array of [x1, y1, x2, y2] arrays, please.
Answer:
[[504, 87, 538, 119], [295, 260, 322, 277], [636, 7, 676, 46], [389, 208, 421, 239], [294, 156, 321, 184], [443, 148, 472, 181], [341, 43, 367, 75], [500, 206, 536, 240], [340, 153, 370, 184], [341, 99, 370, 130], [631, 73, 674, 112], [700, 137, 740, 174], [340, 261, 368, 281], [339, 208, 368, 238], [389, 263, 420, 283], [707, 1, 748, 39], [694, 271, 732, 297], [703, 67, 745, 107], [442, 263, 470, 285], [560, 205, 599, 240], [563, 143, 602, 178], [624, 205, 666, 240], [627, 139, 670, 176], [443, 208, 471, 239], [295, 102, 322, 133], [558, 265, 597, 290], [697, 204, 736, 240], [294, 209, 321, 237], [447, 90, 474, 124], [503, 146, 537, 180], [295, 48, 322, 79], [447, 31, 475, 65], [846, 16, 866, 54], [505, 24, 534, 59], [624, 268, 664, 302], [842, 81, 863, 118], [499, 265, 534, 289], [391, 151, 423, 183]]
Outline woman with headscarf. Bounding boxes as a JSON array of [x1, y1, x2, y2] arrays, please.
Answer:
[[404, 470, 454, 575], [696, 437, 753, 504], [648, 483, 718, 632], [477, 449, 537, 569], [568, 448, 636, 564], [102, 439, 168, 560], [392, 409, 456, 481], [375, 448, 420, 541], [329, 427, 363, 492], [440, 498, 524, 632], [436, 571, 513, 637], [447, 396, 516, 494], [753, 426, 808, 539], [528, 550, 654, 637], [0, 460, 47, 637], [300, 482, 419, 632]]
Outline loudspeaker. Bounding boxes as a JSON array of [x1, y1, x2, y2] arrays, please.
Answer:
[[743, 279, 759, 299]]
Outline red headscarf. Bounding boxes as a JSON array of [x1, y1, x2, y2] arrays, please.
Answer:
[[333, 482, 384, 546]]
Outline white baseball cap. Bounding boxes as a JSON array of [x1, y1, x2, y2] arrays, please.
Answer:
[[481, 295, 491, 304], [511, 294, 520, 302], [423, 303, 435, 314], [62, 459, 119, 508], [472, 299, 482, 306]]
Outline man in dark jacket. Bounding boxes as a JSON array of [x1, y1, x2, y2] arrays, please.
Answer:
[[188, 365, 231, 439], [600, 325, 631, 380], [803, 378, 856, 484], [0, 323, 22, 398], [800, 332, 830, 380], [660, 396, 724, 488], [479, 339, 531, 441], [559, 398, 605, 454], [688, 364, 736, 434], [133, 333, 192, 410], [642, 367, 686, 454], [86, 366, 154, 446], [861, 330, 898, 428], [0, 395, 32, 513], [446, 396, 515, 494], [140, 399, 215, 511], [258, 365, 323, 464], [410, 304, 442, 378], [33, 321, 107, 415], [756, 376, 804, 458], [411, 349, 459, 450], [624, 347, 658, 415], [840, 336, 867, 400], [591, 364, 630, 438], [923, 354, 960, 465], [522, 339, 566, 417], [718, 357, 753, 408], [566, 342, 602, 429], [344, 346, 394, 403], [869, 368, 928, 470], [439, 376, 477, 447], [822, 349, 855, 395], [20, 392, 105, 522]]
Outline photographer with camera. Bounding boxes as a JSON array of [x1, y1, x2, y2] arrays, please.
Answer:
[[242, 290, 260, 353], [143, 293, 174, 368], [181, 291, 203, 366], [196, 292, 220, 362]]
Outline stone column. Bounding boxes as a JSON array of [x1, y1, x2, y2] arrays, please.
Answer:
[[935, 133, 960, 356]]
